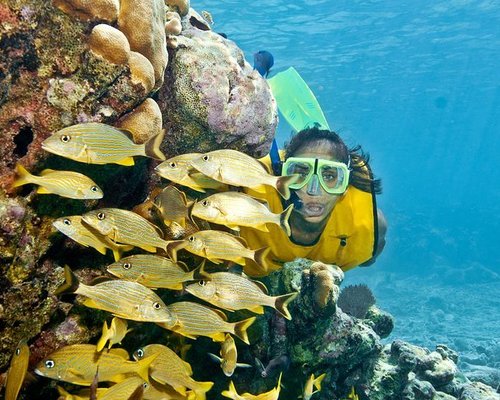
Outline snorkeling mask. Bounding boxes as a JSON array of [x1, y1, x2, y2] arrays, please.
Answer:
[[282, 157, 350, 195]]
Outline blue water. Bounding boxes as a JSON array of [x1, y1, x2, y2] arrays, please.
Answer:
[[193, 0, 500, 364]]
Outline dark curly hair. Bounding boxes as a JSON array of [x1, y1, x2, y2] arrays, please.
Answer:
[[284, 126, 382, 194]]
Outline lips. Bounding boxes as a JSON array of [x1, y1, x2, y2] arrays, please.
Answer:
[[302, 203, 325, 217]]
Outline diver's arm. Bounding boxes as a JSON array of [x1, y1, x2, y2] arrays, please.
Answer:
[[360, 208, 387, 266]]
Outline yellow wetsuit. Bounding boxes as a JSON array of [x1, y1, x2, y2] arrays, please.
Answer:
[[240, 156, 378, 276]]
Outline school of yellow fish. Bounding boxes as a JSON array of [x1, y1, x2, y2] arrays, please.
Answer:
[[3, 122, 324, 399]]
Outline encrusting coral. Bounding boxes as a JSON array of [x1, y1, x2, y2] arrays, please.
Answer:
[[165, 11, 183, 36], [166, 0, 190, 17], [117, 98, 164, 144]]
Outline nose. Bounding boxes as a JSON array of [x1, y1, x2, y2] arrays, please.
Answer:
[[306, 174, 322, 196]]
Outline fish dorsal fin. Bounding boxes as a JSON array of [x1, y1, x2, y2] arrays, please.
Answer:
[[89, 276, 115, 285], [117, 128, 135, 141], [212, 308, 228, 321], [250, 279, 268, 294], [233, 235, 248, 247], [108, 348, 130, 359], [40, 168, 56, 175]]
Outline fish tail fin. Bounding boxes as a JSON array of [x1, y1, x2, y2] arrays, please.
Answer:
[[274, 291, 299, 320], [112, 244, 134, 262], [279, 204, 294, 236], [191, 260, 212, 281], [221, 381, 239, 399], [12, 163, 34, 188], [96, 320, 110, 352], [252, 246, 272, 273], [275, 174, 300, 200], [135, 353, 159, 383], [54, 265, 80, 295], [144, 128, 166, 161], [313, 373, 327, 391], [193, 381, 214, 400], [233, 316, 256, 345]]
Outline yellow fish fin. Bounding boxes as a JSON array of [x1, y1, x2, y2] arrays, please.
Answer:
[[212, 308, 228, 321], [221, 381, 239, 399], [226, 225, 241, 232], [115, 157, 135, 166], [135, 353, 159, 383], [54, 265, 80, 296], [313, 373, 326, 391], [249, 305, 265, 314], [210, 332, 226, 342], [280, 204, 294, 237], [251, 279, 269, 294], [232, 316, 256, 345], [82, 298, 101, 309], [94, 244, 107, 255], [96, 320, 109, 352], [193, 381, 214, 400], [139, 244, 157, 253], [12, 163, 33, 188], [39, 168, 56, 175], [144, 128, 166, 161], [169, 384, 187, 396], [274, 292, 299, 321], [255, 223, 271, 233], [276, 174, 301, 200], [36, 186, 52, 194]]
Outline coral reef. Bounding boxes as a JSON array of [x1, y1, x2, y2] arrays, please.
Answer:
[[157, 18, 278, 157]]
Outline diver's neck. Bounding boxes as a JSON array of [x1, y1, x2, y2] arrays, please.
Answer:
[[289, 212, 328, 245]]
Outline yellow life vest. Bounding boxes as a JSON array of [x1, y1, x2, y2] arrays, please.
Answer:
[[240, 154, 378, 276]]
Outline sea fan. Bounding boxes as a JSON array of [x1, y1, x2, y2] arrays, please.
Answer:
[[337, 284, 376, 318]]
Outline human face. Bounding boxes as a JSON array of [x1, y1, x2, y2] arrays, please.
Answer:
[[288, 141, 346, 224]]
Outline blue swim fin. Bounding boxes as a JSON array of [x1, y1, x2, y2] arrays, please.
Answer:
[[268, 67, 330, 132]]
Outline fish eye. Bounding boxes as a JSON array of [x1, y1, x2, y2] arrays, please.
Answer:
[[198, 280, 207, 286], [169, 162, 177, 168], [97, 212, 105, 220], [60, 135, 71, 143], [90, 186, 99, 192], [15, 348, 21, 355], [188, 236, 195, 242], [202, 155, 209, 161], [45, 360, 55, 369], [201, 200, 209, 207], [142, 382, 149, 389], [123, 262, 132, 270], [136, 348, 144, 359], [153, 302, 161, 309], [63, 219, 71, 225]]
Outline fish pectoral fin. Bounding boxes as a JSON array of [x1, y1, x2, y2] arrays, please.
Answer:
[[82, 298, 101, 309], [210, 332, 226, 342], [249, 305, 265, 314], [67, 368, 87, 380], [115, 157, 135, 166], [36, 186, 52, 194]]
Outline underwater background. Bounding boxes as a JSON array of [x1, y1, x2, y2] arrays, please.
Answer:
[[195, 0, 500, 377]]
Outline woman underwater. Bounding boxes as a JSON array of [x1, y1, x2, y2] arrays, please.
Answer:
[[240, 126, 387, 276]]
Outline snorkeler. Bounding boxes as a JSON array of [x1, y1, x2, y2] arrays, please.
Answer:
[[239, 126, 386, 276]]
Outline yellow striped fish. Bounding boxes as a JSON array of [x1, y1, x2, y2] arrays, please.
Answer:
[[303, 373, 326, 400], [143, 379, 195, 400], [53, 216, 133, 261], [56, 265, 176, 324], [34, 344, 157, 385], [155, 153, 227, 192], [133, 344, 213, 399], [81, 208, 170, 252], [207, 333, 251, 377], [189, 149, 298, 199], [41, 122, 165, 165], [153, 185, 194, 229], [106, 254, 209, 290], [191, 191, 293, 236], [167, 230, 270, 271], [184, 271, 298, 320], [57, 386, 108, 400], [222, 372, 282, 400], [158, 301, 256, 345], [96, 317, 132, 352], [98, 376, 146, 400], [5, 339, 29, 400], [13, 164, 103, 199]]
